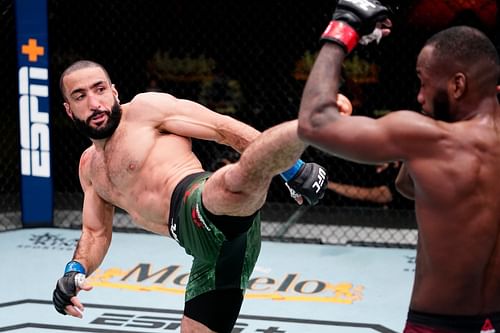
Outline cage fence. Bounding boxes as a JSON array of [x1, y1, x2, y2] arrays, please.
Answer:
[[2, 0, 497, 246]]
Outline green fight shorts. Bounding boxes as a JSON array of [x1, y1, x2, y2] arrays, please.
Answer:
[[168, 171, 261, 301]]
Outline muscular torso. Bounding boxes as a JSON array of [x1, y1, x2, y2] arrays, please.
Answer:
[[408, 114, 500, 315], [86, 104, 204, 236]]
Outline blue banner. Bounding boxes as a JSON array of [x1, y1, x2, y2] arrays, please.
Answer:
[[15, 0, 53, 226]]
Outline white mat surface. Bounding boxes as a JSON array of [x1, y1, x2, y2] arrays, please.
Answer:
[[0, 228, 416, 332]]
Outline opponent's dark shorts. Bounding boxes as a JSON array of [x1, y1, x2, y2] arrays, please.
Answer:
[[168, 172, 261, 332], [404, 309, 500, 333]]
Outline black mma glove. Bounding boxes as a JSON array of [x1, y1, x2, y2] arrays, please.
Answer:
[[286, 162, 328, 206], [53, 261, 86, 315], [321, 0, 389, 53]]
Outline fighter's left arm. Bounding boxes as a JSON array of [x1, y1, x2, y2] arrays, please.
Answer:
[[130, 92, 261, 153]]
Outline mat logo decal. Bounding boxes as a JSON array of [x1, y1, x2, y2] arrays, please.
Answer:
[[16, 232, 78, 251], [87, 263, 364, 304], [404, 255, 416, 272], [90, 313, 182, 330]]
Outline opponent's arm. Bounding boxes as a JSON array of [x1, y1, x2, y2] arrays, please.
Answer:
[[298, 0, 390, 132], [298, 1, 443, 164], [131, 92, 261, 153], [53, 149, 114, 318]]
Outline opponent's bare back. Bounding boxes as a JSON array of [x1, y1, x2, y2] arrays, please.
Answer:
[[298, 24, 500, 317], [405, 40, 500, 314], [404, 108, 500, 314]]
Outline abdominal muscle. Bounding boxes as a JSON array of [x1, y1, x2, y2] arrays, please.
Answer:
[[92, 133, 205, 236]]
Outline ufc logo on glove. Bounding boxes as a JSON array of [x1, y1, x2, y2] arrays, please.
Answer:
[[313, 168, 327, 194]]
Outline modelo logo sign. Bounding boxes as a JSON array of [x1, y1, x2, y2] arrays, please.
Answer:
[[15, 0, 53, 226], [87, 263, 364, 304]]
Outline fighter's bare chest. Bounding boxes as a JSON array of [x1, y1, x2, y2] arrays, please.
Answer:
[[90, 132, 153, 191]]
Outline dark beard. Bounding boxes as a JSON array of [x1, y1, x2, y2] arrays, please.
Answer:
[[72, 99, 122, 139], [432, 89, 452, 122]]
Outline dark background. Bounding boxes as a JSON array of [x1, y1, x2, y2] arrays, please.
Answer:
[[0, 0, 498, 242]]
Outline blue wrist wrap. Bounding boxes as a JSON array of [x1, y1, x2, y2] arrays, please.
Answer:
[[280, 159, 305, 182], [64, 260, 86, 275]]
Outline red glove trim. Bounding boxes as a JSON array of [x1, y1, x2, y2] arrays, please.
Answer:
[[321, 21, 359, 53]]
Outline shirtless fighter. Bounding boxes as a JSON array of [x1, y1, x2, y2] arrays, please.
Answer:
[[297, 0, 500, 332], [52, 60, 329, 333]]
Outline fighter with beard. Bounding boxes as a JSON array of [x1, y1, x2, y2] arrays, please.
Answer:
[[71, 98, 122, 139], [296, 0, 500, 331], [52, 60, 329, 333]]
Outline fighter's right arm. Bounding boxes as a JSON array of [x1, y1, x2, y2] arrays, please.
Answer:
[[73, 148, 115, 274], [52, 148, 114, 317]]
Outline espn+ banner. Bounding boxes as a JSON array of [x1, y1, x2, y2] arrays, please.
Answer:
[[15, 0, 53, 226]]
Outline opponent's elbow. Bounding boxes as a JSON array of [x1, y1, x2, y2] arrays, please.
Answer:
[[297, 119, 317, 145], [297, 106, 338, 144]]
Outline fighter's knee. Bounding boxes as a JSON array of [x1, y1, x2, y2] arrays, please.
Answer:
[[224, 163, 271, 193]]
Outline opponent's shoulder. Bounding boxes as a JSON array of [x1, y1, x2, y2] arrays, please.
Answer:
[[380, 109, 428, 122], [380, 110, 449, 137]]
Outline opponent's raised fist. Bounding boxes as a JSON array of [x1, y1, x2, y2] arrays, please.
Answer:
[[321, 0, 389, 53]]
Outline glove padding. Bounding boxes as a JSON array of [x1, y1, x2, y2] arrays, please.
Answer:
[[52, 271, 81, 315], [321, 0, 389, 52], [333, 0, 389, 35], [286, 163, 328, 206]]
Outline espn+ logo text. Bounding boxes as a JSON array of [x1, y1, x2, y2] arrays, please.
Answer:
[[18, 65, 50, 177]]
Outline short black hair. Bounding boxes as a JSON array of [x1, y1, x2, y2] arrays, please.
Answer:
[[425, 26, 499, 80], [59, 60, 111, 100]]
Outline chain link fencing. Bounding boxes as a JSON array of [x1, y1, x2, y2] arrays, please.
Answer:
[[0, 1, 22, 231], [2, 0, 498, 247]]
